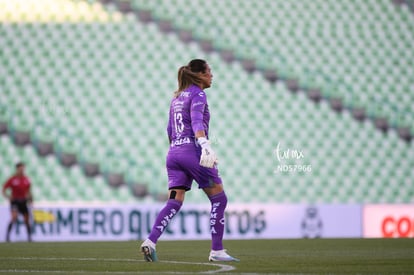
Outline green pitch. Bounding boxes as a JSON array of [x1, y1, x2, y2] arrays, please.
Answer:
[[0, 239, 413, 274]]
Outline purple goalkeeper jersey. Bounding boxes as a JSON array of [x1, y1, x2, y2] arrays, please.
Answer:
[[167, 84, 210, 147]]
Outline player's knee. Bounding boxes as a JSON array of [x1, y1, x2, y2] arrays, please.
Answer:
[[169, 190, 177, 199], [203, 182, 224, 197], [168, 189, 186, 202], [11, 213, 18, 221], [212, 182, 224, 192]]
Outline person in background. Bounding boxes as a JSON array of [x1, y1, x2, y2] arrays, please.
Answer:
[[2, 162, 33, 242]]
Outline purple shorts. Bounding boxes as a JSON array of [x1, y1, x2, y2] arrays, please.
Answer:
[[166, 144, 222, 191]]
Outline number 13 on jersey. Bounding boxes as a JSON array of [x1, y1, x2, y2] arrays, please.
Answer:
[[174, 112, 184, 135]]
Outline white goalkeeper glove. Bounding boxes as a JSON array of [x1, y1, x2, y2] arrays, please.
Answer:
[[198, 137, 217, 168]]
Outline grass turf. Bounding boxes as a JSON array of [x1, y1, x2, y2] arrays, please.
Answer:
[[0, 239, 413, 274]]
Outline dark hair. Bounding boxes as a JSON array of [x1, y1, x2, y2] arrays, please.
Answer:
[[188, 59, 207, 73], [16, 162, 25, 168], [174, 59, 207, 97]]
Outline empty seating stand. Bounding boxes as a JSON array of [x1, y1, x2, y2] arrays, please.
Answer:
[[0, 0, 413, 204]]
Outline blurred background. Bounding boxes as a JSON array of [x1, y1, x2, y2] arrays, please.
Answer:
[[0, 0, 413, 241]]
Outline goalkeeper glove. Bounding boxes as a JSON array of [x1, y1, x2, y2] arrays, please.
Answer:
[[198, 137, 217, 168]]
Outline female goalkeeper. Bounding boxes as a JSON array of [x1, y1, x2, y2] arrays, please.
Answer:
[[140, 59, 239, 262]]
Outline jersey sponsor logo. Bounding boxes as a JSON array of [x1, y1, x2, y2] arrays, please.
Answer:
[[173, 101, 184, 106], [173, 101, 184, 112], [180, 92, 191, 97], [173, 107, 183, 113], [171, 137, 192, 147], [192, 101, 204, 108]]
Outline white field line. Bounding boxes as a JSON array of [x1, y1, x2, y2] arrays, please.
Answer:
[[0, 257, 236, 274]]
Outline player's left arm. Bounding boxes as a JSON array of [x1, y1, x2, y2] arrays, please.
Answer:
[[167, 123, 172, 144], [191, 92, 217, 168], [26, 180, 33, 204], [190, 91, 207, 135], [167, 103, 173, 144], [2, 178, 11, 200], [27, 190, 33, 203]]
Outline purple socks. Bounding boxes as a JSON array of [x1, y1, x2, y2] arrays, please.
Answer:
[[148, 199, 182, 244], [209, 191, 227, 251], [147, 191, 227, 251]]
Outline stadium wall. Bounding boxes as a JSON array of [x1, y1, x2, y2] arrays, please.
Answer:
[[2, 204, 413, 242], [0, 203, 362, 242]]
